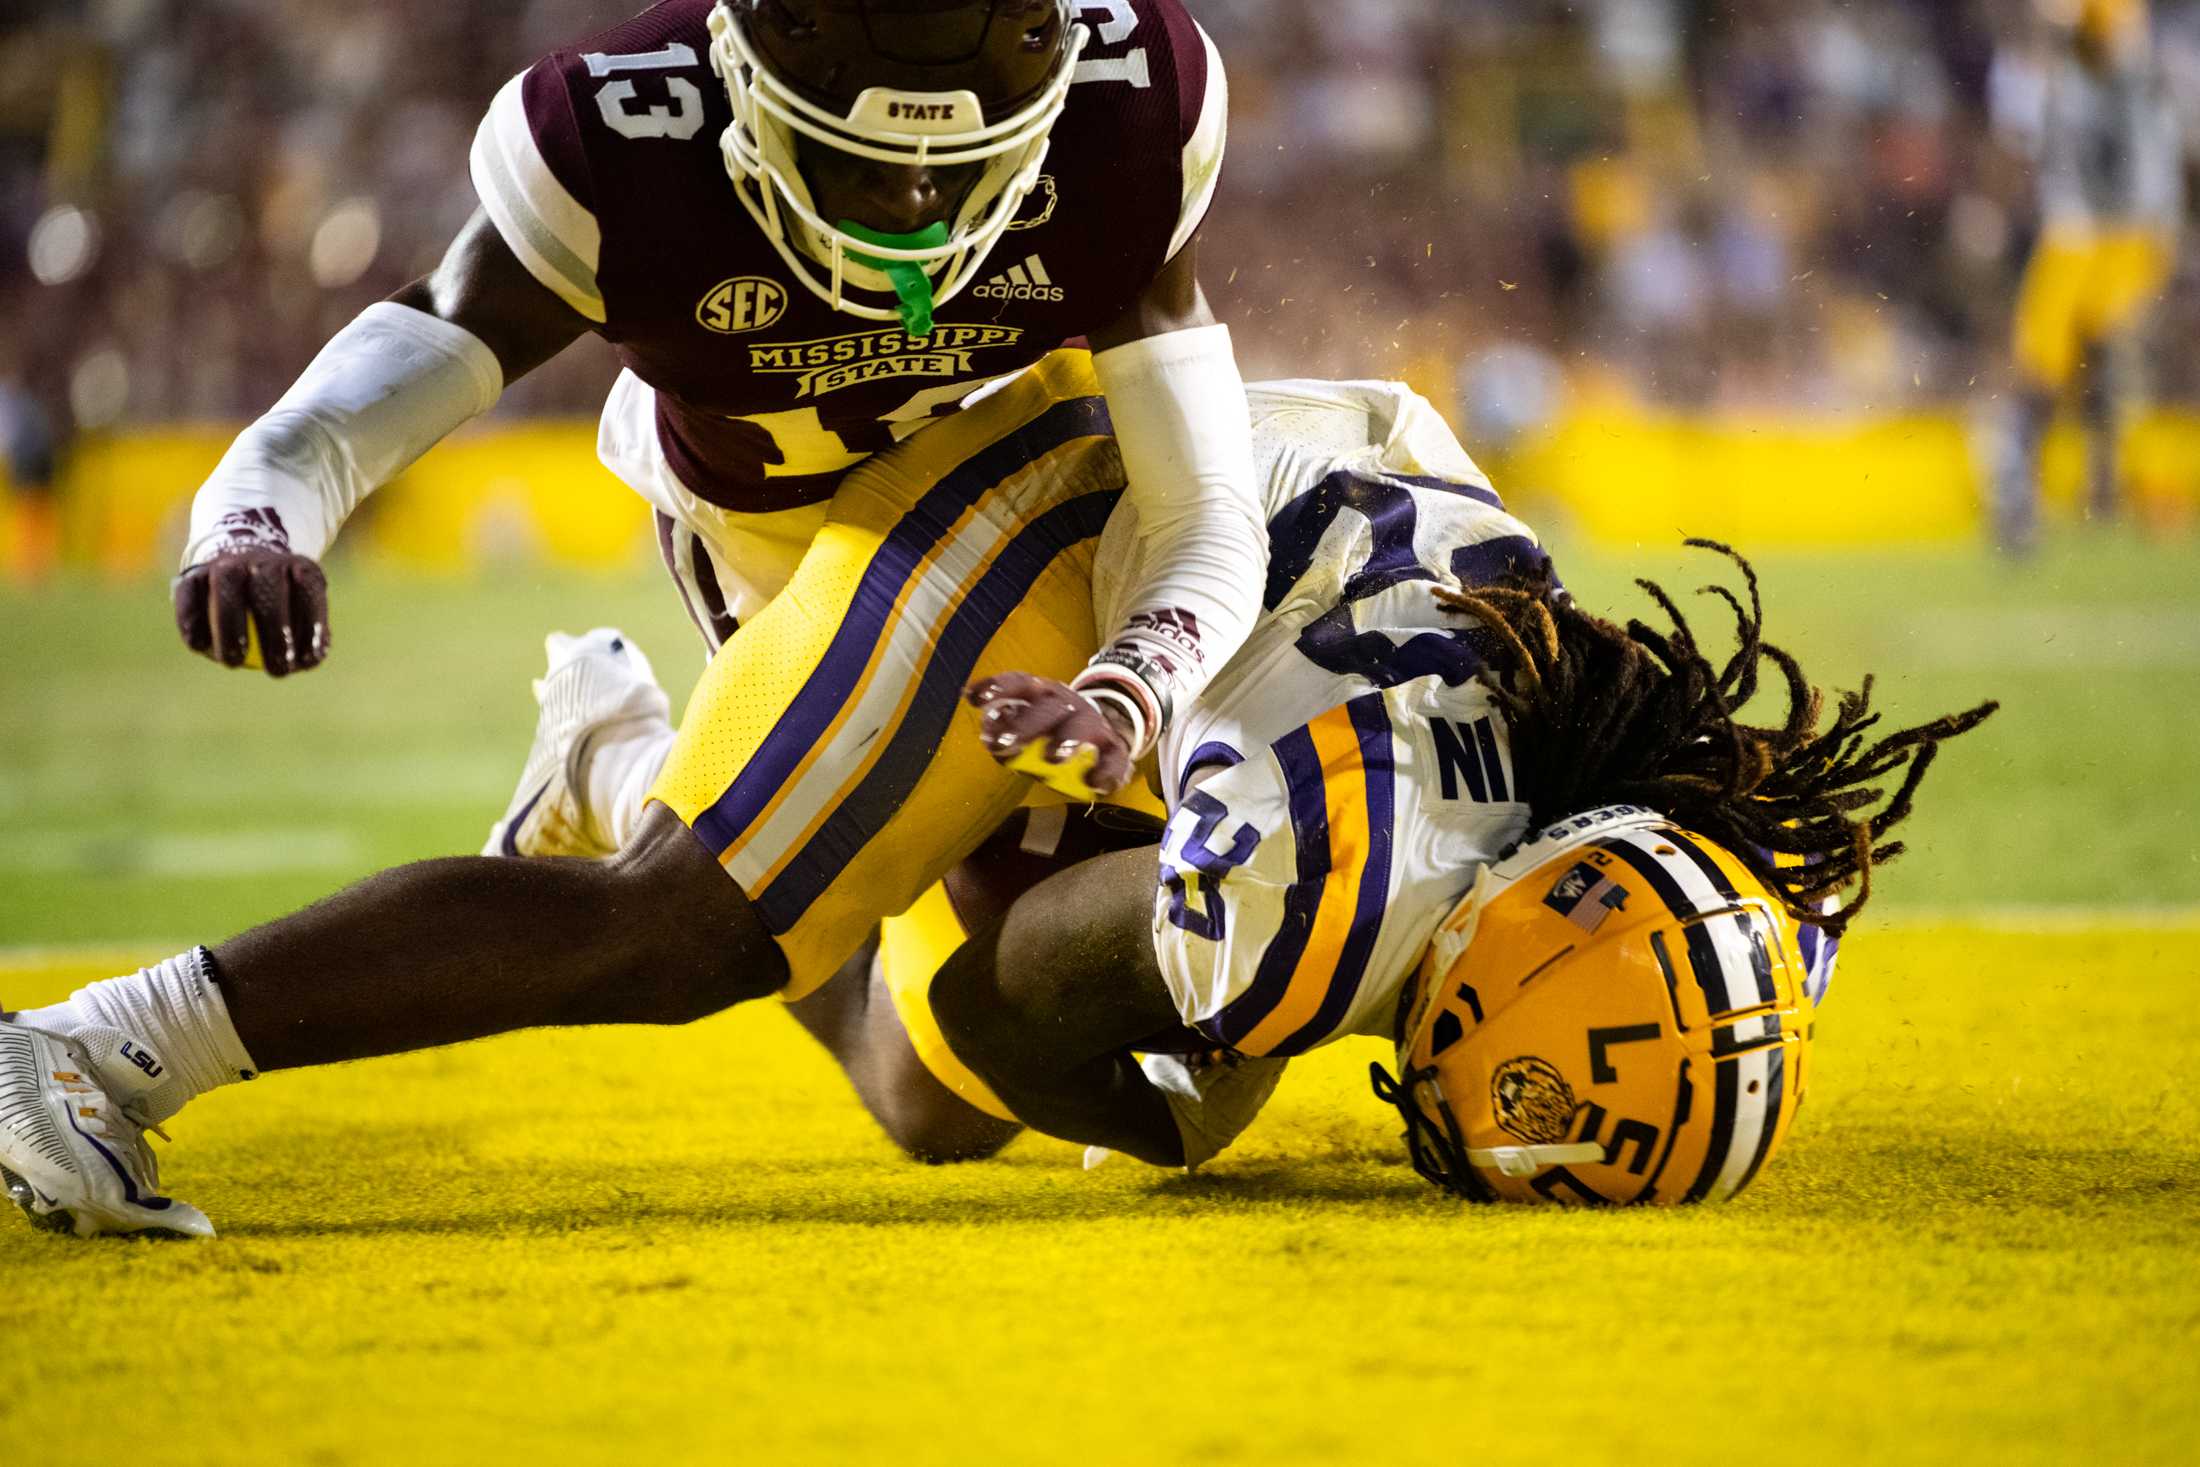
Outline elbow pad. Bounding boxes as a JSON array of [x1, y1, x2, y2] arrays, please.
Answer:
[[1075, 324, 1266, 757], [183, 302, 504, 566]]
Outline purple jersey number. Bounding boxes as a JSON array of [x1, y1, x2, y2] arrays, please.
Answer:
[[1162, 788, 1259, 941]]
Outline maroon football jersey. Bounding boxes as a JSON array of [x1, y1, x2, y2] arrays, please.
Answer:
[[470, 0, 1223, 512]]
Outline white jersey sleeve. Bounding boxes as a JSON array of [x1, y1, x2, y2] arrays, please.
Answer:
[[469, 70, 608, 324], [1152, 679, 1528, 1059]]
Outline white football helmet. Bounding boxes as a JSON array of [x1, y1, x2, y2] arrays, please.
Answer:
[[706, 0, 1085, 331]]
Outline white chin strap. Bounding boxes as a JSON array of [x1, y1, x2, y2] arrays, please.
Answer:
[[1467, 1144, 1608, 1179], [707, 1, 1085, 322]]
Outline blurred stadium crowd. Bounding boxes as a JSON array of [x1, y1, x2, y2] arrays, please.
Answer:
[[1, 0, 2195, 452]]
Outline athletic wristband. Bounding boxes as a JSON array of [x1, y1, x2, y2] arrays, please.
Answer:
[[1073, 654, 1168, 754], [1069, 676, 1153, 762]]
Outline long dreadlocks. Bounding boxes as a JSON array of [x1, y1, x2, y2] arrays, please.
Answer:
[[1438, 539, 1998, 937]]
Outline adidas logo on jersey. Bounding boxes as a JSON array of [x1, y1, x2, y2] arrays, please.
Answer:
[[974, 255, 1065, 302]]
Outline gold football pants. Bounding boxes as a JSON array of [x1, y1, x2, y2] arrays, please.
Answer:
[[2012, 227, 2173, 392], [649, 351, 1137, 1008]]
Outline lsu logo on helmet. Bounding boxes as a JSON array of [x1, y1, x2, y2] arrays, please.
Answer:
[[1372, 806, 1818, 1205]]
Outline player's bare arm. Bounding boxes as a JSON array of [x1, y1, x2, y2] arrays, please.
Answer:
[[390, 210, 594, 382], [783, 935, 1024, 1165], [931, 847, 1189, 1166], [1089, 233, 1211, 352]]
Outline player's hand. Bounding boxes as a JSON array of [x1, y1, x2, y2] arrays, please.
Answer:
[[173, 546, 330, 677], [964, 672, 1134, 800]]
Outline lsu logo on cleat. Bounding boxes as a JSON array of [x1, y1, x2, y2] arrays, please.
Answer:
[[119, 1041, 164, 1079]]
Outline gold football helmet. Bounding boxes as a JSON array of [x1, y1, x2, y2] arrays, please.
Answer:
[[1372, 806, 1816, 1205]]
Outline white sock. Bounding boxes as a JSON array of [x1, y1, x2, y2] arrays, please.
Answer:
[[15, 948, 259, 1124], [585, 722, 675, 851]]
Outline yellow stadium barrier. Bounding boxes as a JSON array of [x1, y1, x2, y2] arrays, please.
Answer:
[[1506, 408, 1980, 546], [362, 426, 651, 573], [8, 410, 2197, 576], [14, 423, 650, 576], [1503, 405, 2200, 547]]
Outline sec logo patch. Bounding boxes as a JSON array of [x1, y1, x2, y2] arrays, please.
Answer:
[[697, 277, 787, 335]]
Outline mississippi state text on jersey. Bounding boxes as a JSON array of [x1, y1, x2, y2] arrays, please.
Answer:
[[471, 0, 1225, 511]]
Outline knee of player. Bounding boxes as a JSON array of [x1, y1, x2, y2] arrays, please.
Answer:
[[598, 815, 790, 1020], [930, 965, 1055, 1112], [927, 960, 1010, 1082], [874, 1090, 1018, 1166]]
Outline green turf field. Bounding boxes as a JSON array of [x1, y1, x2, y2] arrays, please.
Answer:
[[2, 537, 2196, 1465]]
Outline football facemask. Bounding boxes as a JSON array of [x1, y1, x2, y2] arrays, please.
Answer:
[[1372, 806, 1817, 1206], [707, 0, 1084, 333]]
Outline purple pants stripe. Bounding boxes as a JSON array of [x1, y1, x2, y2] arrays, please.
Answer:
[[689, 396, 1112, 857], [750, 487, 1122, 932]]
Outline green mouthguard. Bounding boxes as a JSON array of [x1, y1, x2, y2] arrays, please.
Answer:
[[838, 219, 951, 338]]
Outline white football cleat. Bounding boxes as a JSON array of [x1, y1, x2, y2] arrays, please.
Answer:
[[483, 628, 672, 859], [0, 1013, 214, 1240]]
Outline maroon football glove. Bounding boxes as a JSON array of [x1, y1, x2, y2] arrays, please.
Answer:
[[963, 672, 1135, 799], [173, 514, 329, 679]]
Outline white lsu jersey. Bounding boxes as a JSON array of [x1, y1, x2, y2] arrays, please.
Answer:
[[1113, 380, 1547, 1059]]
